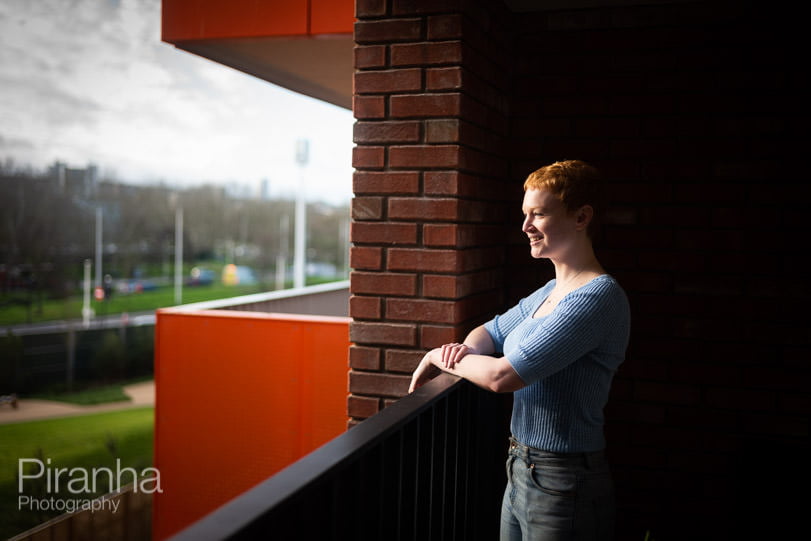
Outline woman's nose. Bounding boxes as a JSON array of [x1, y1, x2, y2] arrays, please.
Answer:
[[521, 215, 532, 232]]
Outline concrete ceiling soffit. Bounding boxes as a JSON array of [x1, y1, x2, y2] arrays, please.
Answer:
[[172, 36, 353, 110]]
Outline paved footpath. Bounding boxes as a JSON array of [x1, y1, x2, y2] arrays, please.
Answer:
[[0, 381, 155, 425]]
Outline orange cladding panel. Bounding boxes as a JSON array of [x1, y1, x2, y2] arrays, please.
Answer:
[[152, 310, 349, 540]]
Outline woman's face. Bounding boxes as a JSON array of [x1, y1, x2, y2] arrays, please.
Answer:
[[521, 188, 580, 260]]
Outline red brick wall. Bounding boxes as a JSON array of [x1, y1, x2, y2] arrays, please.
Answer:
[[350, 0, 516, 418], [351, 1, 808, 539]]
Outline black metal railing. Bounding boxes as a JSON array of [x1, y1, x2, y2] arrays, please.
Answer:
[[169, 373, 510, 540]]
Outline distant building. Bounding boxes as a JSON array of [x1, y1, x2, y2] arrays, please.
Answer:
[[49, 161, 97, 199]]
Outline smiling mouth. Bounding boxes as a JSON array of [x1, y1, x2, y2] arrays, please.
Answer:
[[528, 235, 543, 245]]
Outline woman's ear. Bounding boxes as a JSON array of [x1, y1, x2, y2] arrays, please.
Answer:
[[575, 205, 594, 231]]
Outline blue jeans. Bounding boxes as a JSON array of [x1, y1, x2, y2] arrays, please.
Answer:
[[500, 437, 615, 541]]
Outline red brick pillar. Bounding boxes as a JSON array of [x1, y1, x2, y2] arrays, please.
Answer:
[[348, 0, 514, 424]]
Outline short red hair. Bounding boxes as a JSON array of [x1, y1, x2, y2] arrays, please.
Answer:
[[524, 160, 604, 237]]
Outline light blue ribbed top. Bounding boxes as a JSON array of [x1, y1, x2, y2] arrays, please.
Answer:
[[484, 275, 630, 453]]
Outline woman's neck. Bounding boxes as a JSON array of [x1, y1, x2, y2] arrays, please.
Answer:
[[551, 243, 604, 283]]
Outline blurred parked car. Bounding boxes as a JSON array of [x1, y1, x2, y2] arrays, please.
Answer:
[[188, 267, 215, 286]]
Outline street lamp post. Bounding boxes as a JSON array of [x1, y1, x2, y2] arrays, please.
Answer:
[[95, 206, 103, 292], [293, 139, 308, 289], [276, 214, 289, 290], [174, 206, 184, 305], [82, 259, 93, 327]]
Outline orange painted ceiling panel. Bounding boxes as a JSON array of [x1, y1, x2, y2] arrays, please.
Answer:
[[310, 0, 355, 34], [162, 0, 353, 41], [163, 0, 309, 41]]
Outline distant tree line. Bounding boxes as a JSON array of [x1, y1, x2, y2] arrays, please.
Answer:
[[0, 161, 349, 299]]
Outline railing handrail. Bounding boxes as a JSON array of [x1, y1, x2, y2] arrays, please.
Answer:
[[160, 279, 349, 313], [169, 373, 465, 540]]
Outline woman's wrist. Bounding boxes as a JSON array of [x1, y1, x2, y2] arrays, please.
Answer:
[[424, 348, 441, 368]]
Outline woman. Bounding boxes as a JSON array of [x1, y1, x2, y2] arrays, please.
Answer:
[[409, 160, 630, 541]]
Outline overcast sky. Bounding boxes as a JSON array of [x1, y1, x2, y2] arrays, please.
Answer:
[[0, 0, 354, 204]]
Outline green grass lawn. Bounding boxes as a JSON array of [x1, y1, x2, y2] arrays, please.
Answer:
[[0, 282, 264, 326], [0, 407, 154, 539], [0, 276, 342, 326], [29, 381, 137, 405]]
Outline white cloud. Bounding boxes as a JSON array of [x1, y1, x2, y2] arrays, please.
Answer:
[[0, 0, 354, 204]]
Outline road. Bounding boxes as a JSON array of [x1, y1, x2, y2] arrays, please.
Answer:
[[0, 380, 155, 425]]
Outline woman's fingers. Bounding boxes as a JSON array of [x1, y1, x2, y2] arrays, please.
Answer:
[[442, 343, 457, 368], [455, 345, 471, 366], [441, 343, 469, 369], [441, 344, 452, 367]]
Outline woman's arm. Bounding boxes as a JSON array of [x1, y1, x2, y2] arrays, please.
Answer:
[[409, 349, 525, 393], [439, 324, 496, 367], [408, 325, 525, 394]]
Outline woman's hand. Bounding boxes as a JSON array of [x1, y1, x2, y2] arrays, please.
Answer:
[[408, 349, 442, 393], [440, 343, 475, 370], [409, 340, 523, 394], [409, 343, 477, 393]]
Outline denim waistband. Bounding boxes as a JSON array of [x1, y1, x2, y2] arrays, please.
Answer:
[[508, 436, 607, 470]]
